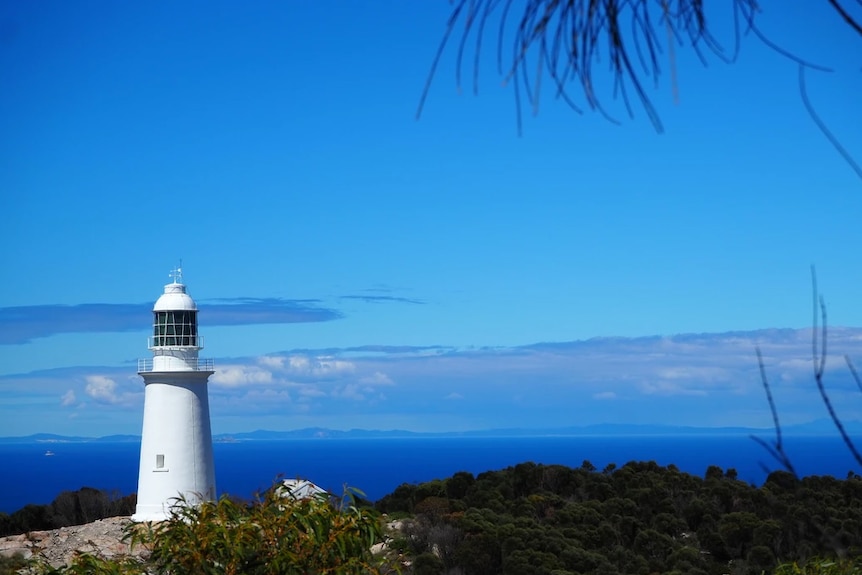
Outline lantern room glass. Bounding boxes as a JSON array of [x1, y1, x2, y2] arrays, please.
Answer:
[[153, 310, 198, 346]]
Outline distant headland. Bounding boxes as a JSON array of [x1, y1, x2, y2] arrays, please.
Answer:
[[2, 419, 858, 444]]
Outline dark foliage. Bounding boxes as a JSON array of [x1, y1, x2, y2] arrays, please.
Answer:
[[421, 1, 862, 179], [0, 553, 28, 575], [0, 487, 135, 537], [421, 1, 861, 130], [379, 461, 862, 575]]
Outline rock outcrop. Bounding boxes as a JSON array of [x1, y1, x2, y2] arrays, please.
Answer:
[[0, 517, 146, 568]]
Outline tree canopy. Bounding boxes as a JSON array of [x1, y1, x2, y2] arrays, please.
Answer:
[[379, 460, 862, 574]]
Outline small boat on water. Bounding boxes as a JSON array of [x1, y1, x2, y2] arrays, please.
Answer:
[[44, 450, 55, 456]]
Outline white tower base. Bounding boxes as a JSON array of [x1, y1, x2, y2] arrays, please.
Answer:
[[132, 369, 215, 522]]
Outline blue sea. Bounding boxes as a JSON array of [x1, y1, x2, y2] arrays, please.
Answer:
[[1, 435, 859, 514]]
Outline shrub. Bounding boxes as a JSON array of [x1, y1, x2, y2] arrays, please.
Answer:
[[0, 553, 28, 575], [33, 486, 394, 575], [774, 557, 862, 575]]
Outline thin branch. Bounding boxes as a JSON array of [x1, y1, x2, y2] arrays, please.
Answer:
[[419, 1, 861, 180], [661, 0, 680, 104], [847, 355, 862, 394], [811, 269, 862, 468], [473, 0, 501, 95], [455, 0, 480, 94], [799, 65, 862, 180], [416, 2, 467, 120], [811, 267, 826, 382], [419, 0, 839, 129], [752, 346, 797, 477], [827, 0, 862, 35], [744, 17, 833, 73]]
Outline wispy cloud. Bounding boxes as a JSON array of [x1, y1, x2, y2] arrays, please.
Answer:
[[60, 389, 78, 407], [359, 371, 395, 386], [331, 383, 369, 401], [84, 375, 142, 406], [0, 303, 150, 345], [339, 295, 425, 305], [202, 298, 342, 326], [208, 353, 395, 416], [0, 298, 342, 344], [210, 365, 275, 388], [277, 355, 357, 381], [344, 344, 452, 355]]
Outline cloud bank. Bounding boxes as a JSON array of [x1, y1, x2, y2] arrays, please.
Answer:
[[0, 298, 343, 344], [3, 327, 861, 436]]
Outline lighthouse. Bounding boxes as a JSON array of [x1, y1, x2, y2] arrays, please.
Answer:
[[132, 267, 216, 522]]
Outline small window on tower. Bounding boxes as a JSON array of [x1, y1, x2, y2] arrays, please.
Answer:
[[156, 454, 165, 469]]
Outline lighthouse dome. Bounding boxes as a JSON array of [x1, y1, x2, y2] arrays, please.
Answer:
[[154, 282, 197, 311]]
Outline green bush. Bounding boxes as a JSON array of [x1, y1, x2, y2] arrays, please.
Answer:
[[0, 553, 28, 575], [33, 487, 394, 575], [774, 557, 862, 575]]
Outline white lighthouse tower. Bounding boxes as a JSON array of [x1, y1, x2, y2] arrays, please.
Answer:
[[132, 267, 216, 522]]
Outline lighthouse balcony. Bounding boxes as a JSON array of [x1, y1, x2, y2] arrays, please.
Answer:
[[138, 358, 214, 373]]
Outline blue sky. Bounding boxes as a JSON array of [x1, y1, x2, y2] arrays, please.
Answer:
[[1, 1, 861, 437]]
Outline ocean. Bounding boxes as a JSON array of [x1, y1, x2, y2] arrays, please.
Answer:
[[1, 435, 858, 514]]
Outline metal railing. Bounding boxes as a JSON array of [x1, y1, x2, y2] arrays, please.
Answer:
[[138, 358, 215, 373], [147, 335, 204, 349]]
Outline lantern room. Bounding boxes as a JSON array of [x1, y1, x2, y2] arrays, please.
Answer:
[[149, 269, 203, 350]]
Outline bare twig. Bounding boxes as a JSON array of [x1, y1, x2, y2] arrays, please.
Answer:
[[420, 0, 754, 131], [751, 346, 797, 477], [847, 356, 862, 394], [799, 65, 862, 180], [418, 0, 847, 131], [416, 2, 468, 120], [419, 0, 862, 173], [811, 269, 862, 468], [753, 267, 862, 477], [827, 0, 862, 36]]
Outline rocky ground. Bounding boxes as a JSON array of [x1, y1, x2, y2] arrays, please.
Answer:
[[0, 517, 147, 569]]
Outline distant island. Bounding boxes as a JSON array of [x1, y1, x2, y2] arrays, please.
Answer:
[[2, 419, 858, 444]]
